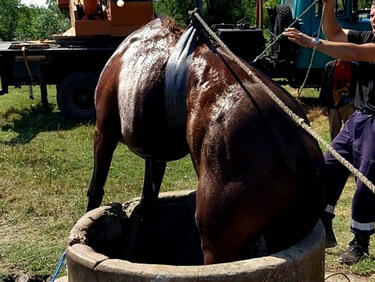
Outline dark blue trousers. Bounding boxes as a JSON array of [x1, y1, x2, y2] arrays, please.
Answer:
[[325, 110, 375, 236]]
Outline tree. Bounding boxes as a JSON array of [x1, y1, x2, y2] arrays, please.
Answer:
[[0, 0, 69, 41], [14, 4, 69, 40], [206, 0, 256, 25], [359, 0, 373, 9], [154, 0, 257, 27], [0, 0, 20, 40], [154, 0, 196, 25]]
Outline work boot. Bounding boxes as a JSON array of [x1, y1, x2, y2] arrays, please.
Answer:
[[321, 212, 337, 248], [338, 234, 369, 265]]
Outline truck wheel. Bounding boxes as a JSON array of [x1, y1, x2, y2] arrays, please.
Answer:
[[57, 72, 97, 121], [271, 5, 298, 60]]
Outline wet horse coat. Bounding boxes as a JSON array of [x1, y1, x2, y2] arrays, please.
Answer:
[[87, 18, 325, 264]]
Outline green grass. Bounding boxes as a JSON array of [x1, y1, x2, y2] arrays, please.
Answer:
[[0, 86, 197, 280], [1, 85, 375, 280]]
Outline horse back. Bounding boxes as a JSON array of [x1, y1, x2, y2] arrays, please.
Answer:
[[95, 18, 189, 160]]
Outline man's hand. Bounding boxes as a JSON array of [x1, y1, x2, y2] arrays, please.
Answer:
[[282, 28, 315, 48]]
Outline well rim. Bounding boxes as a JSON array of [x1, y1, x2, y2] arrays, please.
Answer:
[[66, 190, 325, 281]]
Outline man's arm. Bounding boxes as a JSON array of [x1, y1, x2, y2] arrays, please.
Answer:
[[316, 41, 375, 61], [283, 28, 375, 61], [322, 0, 349, 42]]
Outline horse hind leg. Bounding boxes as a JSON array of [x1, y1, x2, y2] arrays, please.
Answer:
[[86, 122, 119, 211]]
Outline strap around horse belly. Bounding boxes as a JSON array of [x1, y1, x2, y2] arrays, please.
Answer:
[[165, 25, 197, 133]]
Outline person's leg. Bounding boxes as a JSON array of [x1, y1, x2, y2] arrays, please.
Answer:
[[338, 100, 355, 125], [328, 108, 342, 141], [323, 112, 355, 247], [325, 113, 354, 209], [339, 112, 375, 264]]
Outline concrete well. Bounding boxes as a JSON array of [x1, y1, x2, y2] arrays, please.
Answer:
[[66, 190, 325, 281]]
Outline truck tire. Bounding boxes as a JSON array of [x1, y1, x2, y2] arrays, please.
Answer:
[[271, 5, 298, 60], [57, 72, 97, 121]]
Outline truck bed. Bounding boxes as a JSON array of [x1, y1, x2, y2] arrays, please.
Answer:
[[0, 39, 121, 89], [0, 42, 13, 51]]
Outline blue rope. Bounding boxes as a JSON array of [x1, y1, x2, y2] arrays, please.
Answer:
[[51, 251, 66, 282]]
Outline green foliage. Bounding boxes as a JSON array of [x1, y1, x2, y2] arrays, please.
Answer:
[[358, 0, 373, 9], [0, 0, 69, 41], [154, 0, 257, 26], [47, 0, 58, 9], [0, 0, 20, 40], [205, 0, 256, 26], [153, 0, 281, 28], [14, 5, 69, 40], [154, 0, 196, 25]]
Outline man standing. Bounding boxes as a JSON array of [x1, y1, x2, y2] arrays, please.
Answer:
[[283, 0, 375, 264], [319, 59, 356, 140]]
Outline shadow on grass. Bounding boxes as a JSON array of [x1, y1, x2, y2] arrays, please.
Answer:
[[1, 273, 49, 282], [298, 96, 321, 107], [296, 96, 322, 113], [0, 103, 93, 145]]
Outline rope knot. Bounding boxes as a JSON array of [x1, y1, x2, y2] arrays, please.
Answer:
[[188, 8, 198, 17]]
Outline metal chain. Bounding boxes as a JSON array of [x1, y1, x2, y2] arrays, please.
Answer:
[[253, 0, 319, 63], [297, 3, 326, 97], [190, 10, 375, 194]]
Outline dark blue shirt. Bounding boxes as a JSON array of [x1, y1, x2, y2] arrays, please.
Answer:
[[347, 30, 375, 114]]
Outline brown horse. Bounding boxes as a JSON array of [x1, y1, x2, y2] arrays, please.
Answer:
[[86, 17, 325, 264]]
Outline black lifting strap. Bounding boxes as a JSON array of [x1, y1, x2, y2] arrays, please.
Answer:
[[164, 24, 197, 133]]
